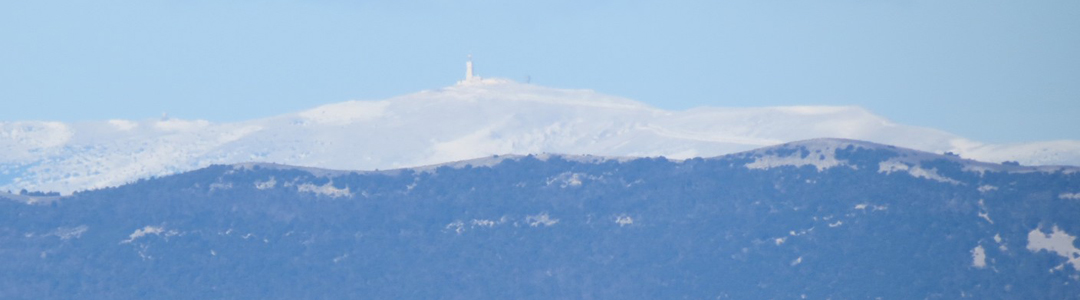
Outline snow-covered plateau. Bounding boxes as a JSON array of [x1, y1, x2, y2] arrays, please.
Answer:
[[3, 78, 1079, 194]]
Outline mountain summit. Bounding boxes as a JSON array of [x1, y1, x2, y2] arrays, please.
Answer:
[[2, 79, 1079, 193]]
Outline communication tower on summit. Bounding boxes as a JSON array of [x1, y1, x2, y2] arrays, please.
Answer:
[[458, 55, 493, 85], [465, 55, 475, 81], [459, 54, 482, 84]]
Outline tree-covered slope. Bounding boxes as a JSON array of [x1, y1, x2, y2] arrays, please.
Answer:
[[2, 139, 1078, 299]]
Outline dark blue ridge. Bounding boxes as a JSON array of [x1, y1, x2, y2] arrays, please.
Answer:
[[1, 144, 1079, 299]]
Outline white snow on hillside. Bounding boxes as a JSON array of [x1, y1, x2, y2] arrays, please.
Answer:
[[2, 79, 1079, 194], [737, 138, 1076, 184], [1027, 226, 1080, 271]]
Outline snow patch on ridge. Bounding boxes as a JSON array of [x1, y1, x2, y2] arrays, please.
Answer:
[[854, 203, 888, 211], [790, 256, 803, 266], [50, 225, 89, 240], [296, 181, 352, 198], [547, 172, 597, 188], [255, 177, 277, 190], [744, 139, 859, 171], [120, 225, 178, 244], [1027, 225, 1080, 271], [415, 154, 634, 174], [976, 199, 993, 224], [972, 245, 988, 268], [526, 213, 559, 227], [978, 185, 998, 193], [878, 161, 961, 185], [746, 152, 846, 171]]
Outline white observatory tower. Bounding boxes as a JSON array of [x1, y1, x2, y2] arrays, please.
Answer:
[[465, 54, 475, 81], [459, 54, 483, 84], [458, 54, 491, 85]]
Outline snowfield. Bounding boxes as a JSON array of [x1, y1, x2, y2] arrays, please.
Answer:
[[3, 78, 1079, 194]]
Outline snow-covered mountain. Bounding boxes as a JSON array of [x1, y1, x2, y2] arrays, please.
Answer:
[[3, 78, 1079, 194]]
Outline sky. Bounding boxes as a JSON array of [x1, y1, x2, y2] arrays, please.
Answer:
[[1, 0, 1078, 144]]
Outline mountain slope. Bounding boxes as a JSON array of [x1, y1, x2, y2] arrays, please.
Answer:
[[2, 138, 1078, 299], [3, 79, 1079, 194]]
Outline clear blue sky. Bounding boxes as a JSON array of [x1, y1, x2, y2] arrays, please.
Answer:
[[2, 0, 1078, 143]]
